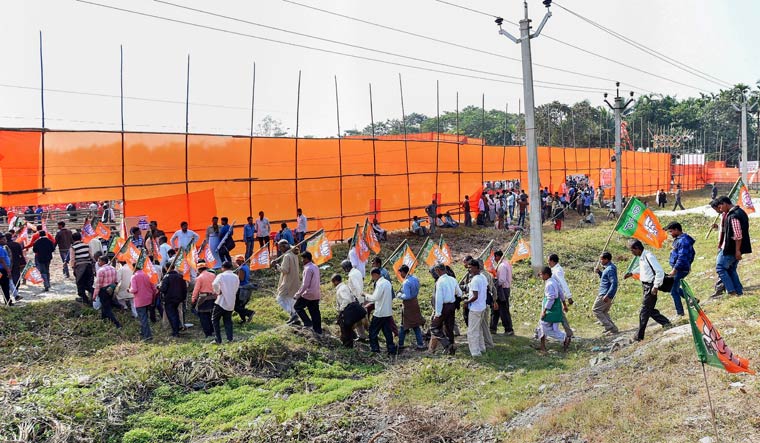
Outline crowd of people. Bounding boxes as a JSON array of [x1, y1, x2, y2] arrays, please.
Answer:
[[0, 186, 751, 357]]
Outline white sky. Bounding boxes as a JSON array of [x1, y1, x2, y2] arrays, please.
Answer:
[[2, 0, 758, 137]]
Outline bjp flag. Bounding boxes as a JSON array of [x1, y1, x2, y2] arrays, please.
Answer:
[[437, 235, 453, 266], [511, 239, 531, 264], [728, 178, 755, 214], [350, 224, 371, 263], [477, 240, 497, 276], [390, 240, 417, 281], [363, 218, 381, 254], [615, 197, 667, 248], [249, 244, 271, 271], [306, 230, 332, 265]]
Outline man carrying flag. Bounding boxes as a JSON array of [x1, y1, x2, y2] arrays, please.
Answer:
[[713, 196, 751, 297], [348, 224, 369, 277], [727, 178, 755, 214], [624, 239, 672, 341]]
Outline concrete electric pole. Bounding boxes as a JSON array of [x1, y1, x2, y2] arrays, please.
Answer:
[[496, 0, 552, 272], [732, 96, 757, 185], [604, 83, 634, 214]]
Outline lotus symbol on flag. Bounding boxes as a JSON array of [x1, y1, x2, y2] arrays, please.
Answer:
[[258, 250, 269, 265], [742, 188, 754, 211], [403, 251, 415, 267], [644, 216, 659, 239], [319, 240, 330, 257]]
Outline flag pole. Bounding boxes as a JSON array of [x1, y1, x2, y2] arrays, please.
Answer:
[[701, 362, 720, 443], [593, 197, 633, 274], [381, 239, 408, 268], [461, 239, 494, 284], [496, 231, 521, 267], [705, 178, 740, 240], [270, 229, 324, 265], [407, 236, 431, 272], [346, 223, 360, 259]]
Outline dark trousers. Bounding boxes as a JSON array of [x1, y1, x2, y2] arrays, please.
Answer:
[[98, 288, 122, 328], [637, 283, 671, 340], [257, 236, 270, 254], [219, 247, 232, 266], [234, 288, 254, 321], [244, 240, 255, 261], [295, 231, 306, 252], [165, 301, 182, 336], [136, 306, 152, 340], [431, 302, 456, 348], [464, 211, 472, 227], [673, 200, 685, 211], [212, 304, 234, 343], [196, 299, 216, 336], [294, 297, 322, 334], [670, 270, 689, 315], [35, 259, 51, 289], [369, 315, 397, 354], [338, 312, 358, 348], [0, 269, 10, 304], [491, 286, 514, 333], [75, 263, 94, 303], [59, 250, 70, 278]]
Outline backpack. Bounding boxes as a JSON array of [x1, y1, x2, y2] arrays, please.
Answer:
[[224, 233, 236, 251]]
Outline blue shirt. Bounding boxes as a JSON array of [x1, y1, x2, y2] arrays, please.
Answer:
[[219, 224, 231, 241], [243, 223, 256, 241], [380, 268, 391, 283], [0, 246, 10, 268], [280, 228, 294, 245], [597, 262, 618, 298], [239, 264, 250, 285], [398, 275, 420, 300]]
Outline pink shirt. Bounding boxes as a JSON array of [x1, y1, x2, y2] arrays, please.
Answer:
[[295, 262, 321, 300], [129, 270, 157, 308], [192, 270, 216, 304], [496, 260, 512, 288]]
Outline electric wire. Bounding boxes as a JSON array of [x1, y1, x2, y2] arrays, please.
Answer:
[[154, 0, 609, 92], [281, 0, 650, 91], [552, 1, 733, 88], [433, 0, 711, 93], [73, 0, 609, 94]]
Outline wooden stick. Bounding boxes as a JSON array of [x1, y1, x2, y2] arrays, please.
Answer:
[[381, 239, 408, 268], [701, 363, 721, 443]]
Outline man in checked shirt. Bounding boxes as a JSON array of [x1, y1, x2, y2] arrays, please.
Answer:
[[713, 196, 752, 297], [94, 256, 121, 329]]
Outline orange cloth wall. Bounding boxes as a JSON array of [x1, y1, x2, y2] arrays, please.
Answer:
[[0, 130, 675, 240]]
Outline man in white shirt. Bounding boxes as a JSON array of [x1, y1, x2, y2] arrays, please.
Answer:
[[506, 190, 516, 221], [332, 273, 358, 348], [365, 267, 397, 355], [548, 253, 573, 339], [624, 239, 672, 341], [348, 242, 366, 277], [342, 260, 367, 339], [492, 251, 514, 335], [430, 264, 461, 354], [295, 208, 308, 252], [170, 221, 199, 250], [255, 211, 271, 254], [212, 261, 240, 344], [465, 260, 488, 357]]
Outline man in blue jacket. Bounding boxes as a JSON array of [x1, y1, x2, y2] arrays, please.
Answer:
[[593, 252, 618, 334], [665, 222, 695, 316]]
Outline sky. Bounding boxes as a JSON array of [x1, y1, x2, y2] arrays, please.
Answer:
[[2, 0, 759, 138]]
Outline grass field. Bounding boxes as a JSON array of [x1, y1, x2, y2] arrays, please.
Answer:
[[1, 189, 759, 443]]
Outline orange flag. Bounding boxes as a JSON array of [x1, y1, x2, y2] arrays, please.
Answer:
[[249, 244, 271, 271], [363, 218, 381, 254], [391, 241, 417, 281], [306, 230, 332, 265], [510, 239, 531, 264], [615, 197, 667, 249]]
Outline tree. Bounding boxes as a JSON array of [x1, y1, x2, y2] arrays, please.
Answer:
[[255, 115, 289, 137]]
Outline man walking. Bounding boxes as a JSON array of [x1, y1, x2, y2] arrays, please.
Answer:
[[160, 262, 187, 337], [212, 261, 239, 344], [366, 267, 397, 355], [5, 232, 25, 302], [491, 251, 514, 335], [70, 232, 94, 304], [548, 254, 573, 340], [713, 196, 751, 296], [0, 235, 12, 305], [517, 196, 528, 227], [295, 208, 308, 252], [665, 222, 695, 316], [55, 221, 73, 278], [342, 259, 367, 340], [243, 216, 256, 261], [430, 264, 461, 354], [672, 184, 685, 211], [234, 255, 255, 324], [129, 265, 157, 341], [465, 260, 488, 357], [94, 256, 121, 329], [625, 240, 672, 341], [396, 265, 426, 351], [593, 252, 619, 334], [507, 190, 516, 221], [462, 195, 472, 227], [32, 230, 54, 291], [255, 211, 271, 254], [275, 240, 301, 325], [293, 251, 322, 335]]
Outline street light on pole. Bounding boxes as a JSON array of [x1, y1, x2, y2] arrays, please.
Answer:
[[496, 0, 552, 272], [604, 82, 634, 214]]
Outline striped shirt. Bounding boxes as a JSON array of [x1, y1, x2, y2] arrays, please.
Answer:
[[71, 241, 92, 264]]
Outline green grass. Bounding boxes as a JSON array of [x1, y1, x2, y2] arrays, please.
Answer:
[[2, 188, 759, 442]]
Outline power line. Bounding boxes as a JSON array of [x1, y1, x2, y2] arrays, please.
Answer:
[[281, 0, 650, 91], [433, 0, 711, 93], [154, 0, 609, 92], [73, 0, 608, 94], [552, 1, 733, 89]]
